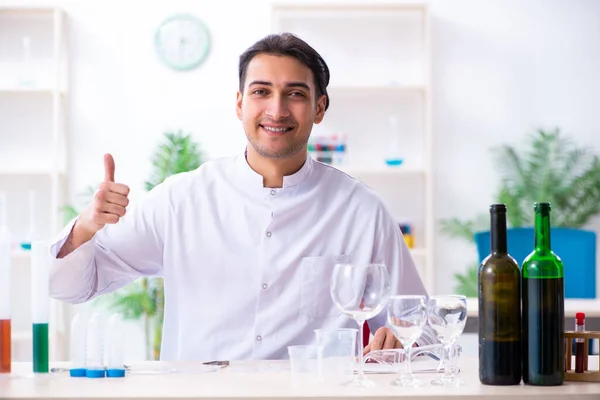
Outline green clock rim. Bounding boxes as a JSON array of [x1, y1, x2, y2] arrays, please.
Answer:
[[154, 13, 211, 71]]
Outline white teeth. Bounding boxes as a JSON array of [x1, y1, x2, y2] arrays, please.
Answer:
[[263, 126, 290, 132]]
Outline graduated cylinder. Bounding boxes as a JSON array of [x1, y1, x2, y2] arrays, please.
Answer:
[[0, 221, 11, 374], [31, 241, 50, 374]]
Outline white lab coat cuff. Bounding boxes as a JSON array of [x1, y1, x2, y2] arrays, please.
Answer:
[[48, 216, 97, 303]]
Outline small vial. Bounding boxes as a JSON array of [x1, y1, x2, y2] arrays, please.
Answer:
[[575, 312, 585, 373], [69, 313, 86, 377], [85, 313, 105, 378], [105, 314, 125, 378]]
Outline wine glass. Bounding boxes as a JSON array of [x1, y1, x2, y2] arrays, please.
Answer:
[[427, 295, 467, 387], [387, 295, 427, 387], [330, 263, 391, 387]]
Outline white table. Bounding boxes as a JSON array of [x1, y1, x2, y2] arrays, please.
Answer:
[[1, 357, 599, 400]]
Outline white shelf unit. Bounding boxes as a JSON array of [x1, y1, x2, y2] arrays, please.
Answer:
[[271, 2, 434, 292], [0, 7, 70, 361]]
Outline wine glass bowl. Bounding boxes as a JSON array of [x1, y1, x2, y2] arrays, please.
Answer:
[[427, 295, 467, 387], [387, 295, 427, 387], [330, 263, 391, 387]]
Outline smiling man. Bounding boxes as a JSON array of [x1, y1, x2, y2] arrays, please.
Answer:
[[49, 33, 436, 361]]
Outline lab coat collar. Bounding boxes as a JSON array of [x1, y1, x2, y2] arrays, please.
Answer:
[[236, 149, 314, 190]]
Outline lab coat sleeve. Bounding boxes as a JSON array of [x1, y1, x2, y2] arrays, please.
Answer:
[[49, 180, 170, 304], [367, 204, 439, 347]]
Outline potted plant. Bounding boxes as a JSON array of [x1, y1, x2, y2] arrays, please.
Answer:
[[441, 128, 600, 296]]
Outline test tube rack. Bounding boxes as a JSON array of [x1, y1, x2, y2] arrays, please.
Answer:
[[564, 330, 600, 382]]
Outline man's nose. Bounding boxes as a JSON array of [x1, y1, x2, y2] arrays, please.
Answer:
[[264, 95, 290, 120]]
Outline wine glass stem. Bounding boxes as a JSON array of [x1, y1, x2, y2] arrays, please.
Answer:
[[404, 344, 412, 377], [357, 320, 365, 379], [443, 342, 454, 380]]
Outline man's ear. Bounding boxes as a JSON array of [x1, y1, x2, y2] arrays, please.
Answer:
[[236, 91, 243, 121], [314, 94, 327, 124]]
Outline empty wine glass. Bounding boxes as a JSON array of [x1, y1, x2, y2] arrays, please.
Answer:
[[427, 295, 467, 387], [387, 295, 427, 387], [330, 263, 391, 387]]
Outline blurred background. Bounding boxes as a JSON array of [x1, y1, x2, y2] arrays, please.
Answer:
[[1, 0, 599, 363]]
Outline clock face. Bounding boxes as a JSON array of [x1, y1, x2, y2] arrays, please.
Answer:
[[154, 14, 211, 71]]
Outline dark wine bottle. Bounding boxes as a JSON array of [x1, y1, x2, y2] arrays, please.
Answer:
[[478, 204, 522, 385], [522, 202, 565, 386]]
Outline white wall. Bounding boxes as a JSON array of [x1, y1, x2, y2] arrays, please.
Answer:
[[4, 0, 600, 360], [431, 0, 600, 292]]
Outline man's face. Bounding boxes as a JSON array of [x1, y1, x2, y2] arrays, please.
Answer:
[[236, 53, 326, 160]]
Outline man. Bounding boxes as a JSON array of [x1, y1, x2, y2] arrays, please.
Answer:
[[49, 33, 436, 361]]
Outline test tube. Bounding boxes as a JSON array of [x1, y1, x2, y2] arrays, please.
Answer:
[[106, 314, 125, 378], [21, 190, 36, 250], [85, 313, 105, 378], [69, 313, 87, 377], [0, 200, 11, 374], [31, 240, 50, 374], [385, 116, 403, 166]]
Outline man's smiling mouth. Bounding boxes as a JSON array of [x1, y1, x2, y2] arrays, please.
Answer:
[[260, 125, 294, 133]]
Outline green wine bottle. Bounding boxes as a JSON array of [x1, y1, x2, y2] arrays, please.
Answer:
[[522, 202, 564, 386], [478, 204, 521, 385]]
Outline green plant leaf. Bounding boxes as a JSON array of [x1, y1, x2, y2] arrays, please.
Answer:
[[59, 185, 98, 225], [453, 263, 479, 297], [144, 130, 203, 191], [490, 128, 600, 228], [439, 215, 488, 242], [59, 205, 79, 225]]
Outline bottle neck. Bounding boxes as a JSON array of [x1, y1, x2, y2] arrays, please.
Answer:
[[490, 211, 507, 254], [534, 211, 552, 252]]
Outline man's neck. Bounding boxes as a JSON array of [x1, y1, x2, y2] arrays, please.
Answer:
[[246, 146, 307, 188]]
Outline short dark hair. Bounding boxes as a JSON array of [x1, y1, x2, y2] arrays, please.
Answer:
[[238, 33, 330, 111]]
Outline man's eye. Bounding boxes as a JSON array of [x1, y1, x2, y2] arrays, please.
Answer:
[[290, 91, 306, 97], [252, 89, 268, 95]]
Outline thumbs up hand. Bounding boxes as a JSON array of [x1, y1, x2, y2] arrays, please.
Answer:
[[77, 154, 131, 236]]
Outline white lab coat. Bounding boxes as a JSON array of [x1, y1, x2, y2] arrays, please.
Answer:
[[49, 154, 436, 360]]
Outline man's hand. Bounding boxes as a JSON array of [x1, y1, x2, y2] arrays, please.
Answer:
[[58, 154, 130, 258], [362, 327, 402, 355], [77, 153, 130, 234]]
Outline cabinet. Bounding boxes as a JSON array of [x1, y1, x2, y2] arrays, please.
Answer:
[[0, 6, 69, 360], [271, 2, 434, 292]]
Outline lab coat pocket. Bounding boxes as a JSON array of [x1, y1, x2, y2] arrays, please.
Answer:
[[300, 254, 350, 319]]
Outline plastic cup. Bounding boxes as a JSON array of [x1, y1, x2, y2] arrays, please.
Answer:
[[288, 345, 321, 384], [314, 328, 357, 384]]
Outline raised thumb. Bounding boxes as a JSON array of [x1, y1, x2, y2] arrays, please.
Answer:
[[104, 153, 115, 182]]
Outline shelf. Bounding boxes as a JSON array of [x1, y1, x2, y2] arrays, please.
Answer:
[[328, 84, 426, 94], [0, 86, 65, 94], [0, 7, 57, 14], [272, 2, 428, 13], [0, 169, 65, 176], [466, 297, 600, 318], [336, 165, 425, 177]]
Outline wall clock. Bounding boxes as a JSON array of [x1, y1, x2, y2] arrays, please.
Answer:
[[154, 14, 211, 71]]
